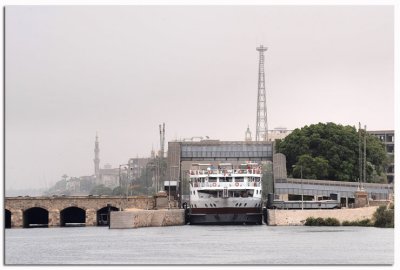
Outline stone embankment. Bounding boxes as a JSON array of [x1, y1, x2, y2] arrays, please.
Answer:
[[110, 209, 185, 229], [267, 206, 379, 226]]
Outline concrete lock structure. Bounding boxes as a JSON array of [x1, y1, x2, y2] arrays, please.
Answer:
[[5, 195, 162, 228]]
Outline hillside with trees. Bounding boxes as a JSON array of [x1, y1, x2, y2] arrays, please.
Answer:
[[275, 122, 388, 183]]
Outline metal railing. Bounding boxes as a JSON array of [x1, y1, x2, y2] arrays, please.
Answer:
[[190, 182, 261, 188]]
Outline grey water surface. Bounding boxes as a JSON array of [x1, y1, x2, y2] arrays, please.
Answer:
[[5, 225, 394, 265]]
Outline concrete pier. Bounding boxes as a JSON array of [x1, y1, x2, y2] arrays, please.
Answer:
[[110, 209, 185, 229]]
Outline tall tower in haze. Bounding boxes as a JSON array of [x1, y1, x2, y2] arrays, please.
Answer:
[[255, 45, 268, 141], [94, 133, 100, 178]]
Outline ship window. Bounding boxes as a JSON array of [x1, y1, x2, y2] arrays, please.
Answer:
[[195, 204, 197, 208], [244, 203, 247, 207], [235, 203, 238, 207], [239, 203, 242, 207], [205, 204, 208, 207], [235, 177, 244, 182], [209, 177, 217, 182], [219, 177, 232, 182], [213, 204, 216, 207]]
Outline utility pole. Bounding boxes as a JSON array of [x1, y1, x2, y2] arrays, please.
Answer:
[[358, 122, 363, 190], [358, 123, 367, 190], [364, 125, 367, 186], [255, 45, 268, 142], [158, 123, 166, 192]]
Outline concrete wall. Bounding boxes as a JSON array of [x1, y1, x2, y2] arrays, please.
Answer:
[[110, 209, 185, 229], [267, 206, 379, 226], [369, 200, 391, 207]]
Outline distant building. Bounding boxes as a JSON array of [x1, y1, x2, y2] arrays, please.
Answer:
[[128, 157, 152, 180], [66, 178, 81, 193], [245, 126, 292, 142], [368, 130, 395, 183], [267, 127, 293, 142], [98, 164, 120, 188]]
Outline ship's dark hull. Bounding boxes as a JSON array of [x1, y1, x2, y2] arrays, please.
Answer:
[[188, 207, 263, 225]]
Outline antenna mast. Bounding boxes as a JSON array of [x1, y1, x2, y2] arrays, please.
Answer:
[[358, 123, 362, 189], [255, 45, 268, 141]]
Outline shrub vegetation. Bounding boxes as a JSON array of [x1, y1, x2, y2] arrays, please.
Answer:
[[304, 217, 340, 226], [373, 205, 394, 228], [341, 219, 373, 226]]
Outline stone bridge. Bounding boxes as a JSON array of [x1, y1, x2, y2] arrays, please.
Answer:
[[5, 195, 163, 228]]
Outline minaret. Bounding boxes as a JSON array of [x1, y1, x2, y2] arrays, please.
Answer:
[[245, 125, 252, 141], [159, 123, 165, 159], [94, 133, 100, 178], [255, 44, 269, 141]]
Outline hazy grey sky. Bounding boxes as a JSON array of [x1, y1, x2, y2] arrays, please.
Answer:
[[5, 5, 394, 190]]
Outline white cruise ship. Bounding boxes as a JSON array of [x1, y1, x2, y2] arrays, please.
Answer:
[[188, 162, 263, 225]]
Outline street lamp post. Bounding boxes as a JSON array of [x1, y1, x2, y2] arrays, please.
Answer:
[[119, 164, 130, 198], [168, 168, 171, 209]]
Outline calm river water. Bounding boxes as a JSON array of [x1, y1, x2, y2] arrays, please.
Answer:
[[5, 225, 394, 265]]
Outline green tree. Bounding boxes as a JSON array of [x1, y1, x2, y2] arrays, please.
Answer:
[[276, 122, 387, 182], [293, 154, 329, 180]]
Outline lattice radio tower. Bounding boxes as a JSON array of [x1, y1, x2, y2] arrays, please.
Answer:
[[255, 45, 268, 141]]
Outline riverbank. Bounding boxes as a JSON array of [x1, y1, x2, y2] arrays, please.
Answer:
[[267, 206, 379, 226]]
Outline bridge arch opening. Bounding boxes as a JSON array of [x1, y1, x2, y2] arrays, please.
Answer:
[[5, 209, 11, 228], [23, 207, 49, 228], [60, 207, 86, 227], [97, 206, 119, 226]]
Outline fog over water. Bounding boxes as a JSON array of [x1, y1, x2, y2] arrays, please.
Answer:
[[4, 5, 394, 191]]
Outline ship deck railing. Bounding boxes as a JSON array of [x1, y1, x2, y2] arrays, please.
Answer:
[[189, 169, 262, 176], [190, 182, 261, 188]]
